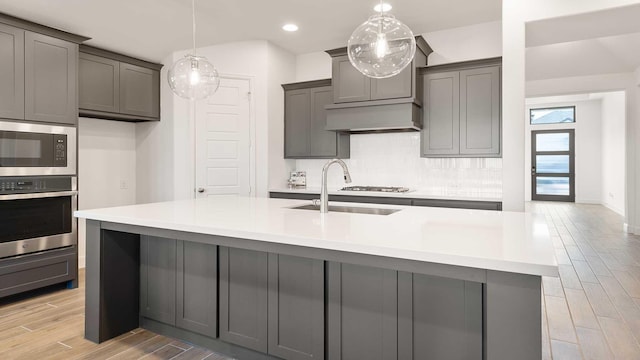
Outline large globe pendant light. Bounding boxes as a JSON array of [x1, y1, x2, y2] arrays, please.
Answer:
[[347, 1, 416, 79], [168, 0, 220, 100]]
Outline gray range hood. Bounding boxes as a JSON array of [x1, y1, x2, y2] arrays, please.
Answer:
[[325, 99, 422, 132]]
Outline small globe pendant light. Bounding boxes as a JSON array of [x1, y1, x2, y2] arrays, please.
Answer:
[[168, 0, 220, 100], [347, 1, 416, 79]]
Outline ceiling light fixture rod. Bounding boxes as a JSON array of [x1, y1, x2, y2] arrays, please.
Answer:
[[192, 0, 197, 55]]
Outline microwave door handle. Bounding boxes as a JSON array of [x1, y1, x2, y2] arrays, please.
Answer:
[[0, 190, 77, 201]]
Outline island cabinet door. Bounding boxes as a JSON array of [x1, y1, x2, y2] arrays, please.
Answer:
[[267, 254, 325, 360], [327, 262, 398, 360], [140, 236, 176, 326], [176, 241, 217, 338], [219, 247, 269, 353], [397, 273, 483, 360]]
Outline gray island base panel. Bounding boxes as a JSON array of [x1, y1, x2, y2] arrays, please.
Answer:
[[84, 219, 542, 360]]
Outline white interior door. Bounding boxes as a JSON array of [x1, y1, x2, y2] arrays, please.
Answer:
[[195, 76, 252, 198]]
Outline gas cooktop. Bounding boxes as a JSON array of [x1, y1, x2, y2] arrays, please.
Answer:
[[340, 186, 411, 193]]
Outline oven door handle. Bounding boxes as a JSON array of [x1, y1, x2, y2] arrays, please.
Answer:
[[0, 190, 78, 201]]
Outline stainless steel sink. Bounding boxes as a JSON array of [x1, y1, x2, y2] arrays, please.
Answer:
[[290, 204, 401, 215]]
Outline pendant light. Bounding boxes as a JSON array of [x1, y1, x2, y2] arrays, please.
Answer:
[[347, 1, 416, 79], [168, 0, 220, 100]]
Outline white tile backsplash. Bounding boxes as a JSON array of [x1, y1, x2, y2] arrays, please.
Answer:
[[294, 132, 502, 198]]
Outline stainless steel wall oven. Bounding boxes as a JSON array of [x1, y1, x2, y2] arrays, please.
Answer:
[[0, 176, 77, 258]]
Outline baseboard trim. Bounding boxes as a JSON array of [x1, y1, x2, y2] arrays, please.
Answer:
[[624, 223, 640, 234]]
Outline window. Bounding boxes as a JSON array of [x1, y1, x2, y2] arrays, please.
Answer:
[[530, 106, 575, 125]]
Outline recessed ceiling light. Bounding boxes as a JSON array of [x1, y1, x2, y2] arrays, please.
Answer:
[[282, 24, 299, 32], [373, 3, 392, 12]]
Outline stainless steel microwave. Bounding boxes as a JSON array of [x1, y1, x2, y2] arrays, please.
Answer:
[[0, 120, 76, 176]]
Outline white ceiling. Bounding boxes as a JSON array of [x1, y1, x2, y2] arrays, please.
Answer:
[[525, 3, 640, 81], [0, 0, 501, 63]]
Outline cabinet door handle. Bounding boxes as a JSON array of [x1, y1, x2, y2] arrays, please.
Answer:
[[197, 188, 205, 193]]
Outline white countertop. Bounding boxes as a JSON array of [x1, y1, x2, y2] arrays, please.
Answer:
[[75, 197, 556, 277], [269, 187, 503, 202]]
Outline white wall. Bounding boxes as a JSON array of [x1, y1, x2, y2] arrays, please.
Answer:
[[77, 117, 137, 268], [291, 21, 504, 194], [524, 99, 603, 203], [137, 40, 296, 203], [267, 43, 297, 190], [424, 21, 502, 65], [296, 52, 332, 82], [601, 92, 627, 215]]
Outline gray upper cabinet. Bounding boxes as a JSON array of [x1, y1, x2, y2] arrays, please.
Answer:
[[421, 71, 460, 155], [79, 45, 162, 122], [0, 15, 87, 125], [421, 58, 501, 158], [284, 88, 311, 157], [119, 62, 160, 119], [371, 66, 413, 100], [79, 52, 119, 113], [460, 66, 500, 155], [0, 23, 24, 120], [326, 37, 431, 105], [24, 32, 78, 125], [283, 79, 350, 159], [332, 56, 370, 103]]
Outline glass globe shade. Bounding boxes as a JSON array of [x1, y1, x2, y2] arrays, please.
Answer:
[[347, 14, 416, 79], [168, 54, 220, 100]]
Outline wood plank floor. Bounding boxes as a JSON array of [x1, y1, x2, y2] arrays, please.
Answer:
[[0, 270, 231, 360], [1, 202, 638, 359], [531, 201, 640, 359]]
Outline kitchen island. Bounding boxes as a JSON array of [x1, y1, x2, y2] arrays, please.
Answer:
[[75, 197, 557, 360]]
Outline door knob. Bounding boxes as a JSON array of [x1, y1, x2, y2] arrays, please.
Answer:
[[197, 188, 205, 193]]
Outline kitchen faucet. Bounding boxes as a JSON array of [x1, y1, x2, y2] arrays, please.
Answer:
[[320, 159, 352, 213]]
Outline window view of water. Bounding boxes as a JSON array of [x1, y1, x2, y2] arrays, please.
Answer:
[[536, 177, 570, 195]]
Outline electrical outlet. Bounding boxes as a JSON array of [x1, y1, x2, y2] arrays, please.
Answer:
[[120, 180, 128, 190]]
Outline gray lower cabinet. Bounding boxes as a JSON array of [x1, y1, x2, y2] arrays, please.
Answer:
[[219, 247, 325, 359], [140, 237, 217, 338], [267, 254, 324, 360], [398, 273, 483, 360], [176, 240, 217, 338], [219, 246, 269, 353], [140, 235, 177, 326], [24, 31, 77, 125], [327, 262, 398, 360], [0, 23, 24, 120], [283, 80, 349, 159], [421, 59, 501, 158], [79, 52, 120, 113]]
